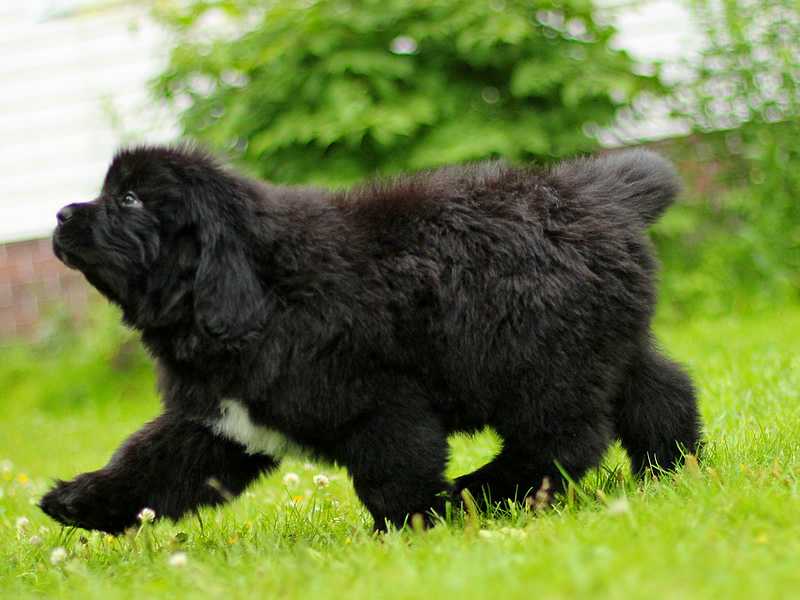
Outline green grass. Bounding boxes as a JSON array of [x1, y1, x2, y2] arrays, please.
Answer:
[[1, 307, 799, 599]]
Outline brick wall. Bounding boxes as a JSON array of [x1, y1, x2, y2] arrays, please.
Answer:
[[0, 237, 90, 339]]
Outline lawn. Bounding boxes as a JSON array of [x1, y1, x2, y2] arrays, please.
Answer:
[[1, 307, 799, 599]]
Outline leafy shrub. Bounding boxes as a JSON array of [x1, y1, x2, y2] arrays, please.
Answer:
[[656, 0, 800, 317], [0, 304, 154, 414], [153, 0, 664, 184]]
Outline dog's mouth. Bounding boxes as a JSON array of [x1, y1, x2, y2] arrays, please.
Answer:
[[53, 232, 131, 308], [55, 248, 78, 270], [52, 232, 89, 271]]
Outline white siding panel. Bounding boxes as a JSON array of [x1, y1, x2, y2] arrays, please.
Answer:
[[0, 3, 177, 243]]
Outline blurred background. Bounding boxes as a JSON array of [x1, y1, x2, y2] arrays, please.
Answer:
[[1, 5, 798, 595], [0, 0, 797, 447]]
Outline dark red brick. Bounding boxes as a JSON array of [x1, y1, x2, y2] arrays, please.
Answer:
[[0, 236, 93, 339]]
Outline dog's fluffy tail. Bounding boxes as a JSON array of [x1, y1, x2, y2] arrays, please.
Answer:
[[552, 149, 681, 226]]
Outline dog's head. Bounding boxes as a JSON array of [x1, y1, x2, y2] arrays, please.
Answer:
[[53, 145, 264, 343]]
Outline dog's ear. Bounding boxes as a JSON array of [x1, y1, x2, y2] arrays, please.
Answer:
[[137, 232, 196, 327], [193, 217, 264, 343]]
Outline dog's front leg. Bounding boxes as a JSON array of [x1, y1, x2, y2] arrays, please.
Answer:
[[39, 411, 277, 533]]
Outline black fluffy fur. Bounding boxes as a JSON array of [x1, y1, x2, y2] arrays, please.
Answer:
[[41, 145, 701, 533]]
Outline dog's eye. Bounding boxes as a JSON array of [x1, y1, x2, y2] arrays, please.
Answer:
[[120, 191, 142, 208]]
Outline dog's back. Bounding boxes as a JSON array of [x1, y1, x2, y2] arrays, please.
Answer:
[[341, 150, 699, 483]]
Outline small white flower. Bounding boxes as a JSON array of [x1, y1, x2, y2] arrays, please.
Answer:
[[282, 472, 300, 487], [0, 459, 12, 473], [29, 535, 43, 546], [168, 552, 188, 567], [16, 516, 30, 530], [498, 527, 527, 539], [50, 547, 67, 564], [390, 35, 417, 55], [137, 507, 156, 523], [312, 474, 330, 488], [607, 497, 631, 516]]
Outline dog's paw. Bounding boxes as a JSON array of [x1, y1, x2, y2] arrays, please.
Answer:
[[39, 471, 141, 534]]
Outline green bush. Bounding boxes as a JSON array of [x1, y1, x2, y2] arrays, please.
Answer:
[[653, 169, 798, 319], [656, 0, 800, 317], [0, 304, 154, 414], [153, 0, 664, 184]]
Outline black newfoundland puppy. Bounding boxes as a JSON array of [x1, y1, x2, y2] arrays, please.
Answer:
[[41, 145, 700, 533]]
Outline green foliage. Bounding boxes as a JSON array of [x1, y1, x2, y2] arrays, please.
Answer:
[[653, 144, 799, 318], [679, 0, 799, 133], [152, 0, 663, 184], [0, 304, 153, 415], [659, 0, 800, 316]]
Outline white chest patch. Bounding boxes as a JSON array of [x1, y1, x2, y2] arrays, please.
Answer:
[[209, 399, 306, 458]]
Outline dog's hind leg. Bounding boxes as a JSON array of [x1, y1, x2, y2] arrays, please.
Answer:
[[614, 340, 702, 475], [333, 378, 451, 531], [40, 412, 278, 533], [453, 415, 615, 510]]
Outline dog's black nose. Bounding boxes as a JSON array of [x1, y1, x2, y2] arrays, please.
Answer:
[[57, 204, 77, 225]]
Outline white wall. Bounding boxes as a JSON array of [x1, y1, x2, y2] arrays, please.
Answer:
[[0, 1, 176, 243], [0, 0, 702, 244], [599, 0, 704, 145]]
